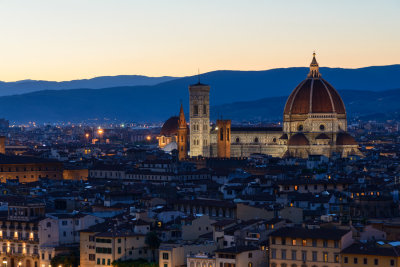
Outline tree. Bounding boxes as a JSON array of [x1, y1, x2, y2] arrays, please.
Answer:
[[145, 231, 161, 262], [50, 250, 79, 267]]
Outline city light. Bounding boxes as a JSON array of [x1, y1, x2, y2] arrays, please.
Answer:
[[146, 136, 151, 141], [98, 129, 104, 135]]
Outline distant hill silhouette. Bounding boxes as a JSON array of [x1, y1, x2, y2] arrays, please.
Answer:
[[0, 75, 176, 96], [0, 65, 399, 123]]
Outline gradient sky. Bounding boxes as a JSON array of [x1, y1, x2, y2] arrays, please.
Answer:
[[0, 0, 399, 82]]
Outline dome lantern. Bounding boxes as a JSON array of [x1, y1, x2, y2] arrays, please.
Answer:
[[307, 52, 321, 78]]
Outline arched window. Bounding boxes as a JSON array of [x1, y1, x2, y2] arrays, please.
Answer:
[[220, 127, 224, 141], [273, 138, 277, 143], [236, 137, 240, 143], [320, 124, 325, 131], [254, 137, 259, 143], [248, 263, 253, 267], [46, 222, 51, 228]]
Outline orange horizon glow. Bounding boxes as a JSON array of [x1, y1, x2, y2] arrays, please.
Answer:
[[0, 0, 398, 82]]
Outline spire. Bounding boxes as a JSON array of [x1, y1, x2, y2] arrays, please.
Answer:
[[178, 103, 186, 128], [308, 52, 321, 78]]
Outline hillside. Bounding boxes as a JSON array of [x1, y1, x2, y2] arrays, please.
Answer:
[[0, 65, 399, 122]]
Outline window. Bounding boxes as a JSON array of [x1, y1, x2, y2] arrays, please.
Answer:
[[46, 222, 51, 228], [312, 239, 317, 247], [97, 259, 100, 265], [291, 250, 296, 260], [248, 263, 252, 267], [102, 259, 105, 265], [89, 254, 95, 261], [344, 257, 348, 263], [235, 137, 240, 143], [193, 105, 198, 116], [271, 238, 276, 245], [364, 258, 368, 264], [163, 253, 169, 260], [391, 259, 395, 266], [320, 124, 325, 131], [220, 128, 224, 141], [271, 249, 276, 259], [254, 137, 259, 143], [354, 257, 358, 264], [248, 252, 252, 258], [282, 238, 286, 245], [107, 259, 110, 265], [323, 240, 328, 247], [118, 247, 121, 254], [292, 239, 296, 246], [312, 251, 317, 261], [302, 251, 307, 262], [323, 252, 328, 263], [298, 125, 303, 131], [334, 241, 339, 248], [374, 259, 378, 265], [203, 104, 207, 115], [281, 250, 286, 260], [334, 254, 339, 263], [62, 221, 68, 225], [118, 239, 121, 243]]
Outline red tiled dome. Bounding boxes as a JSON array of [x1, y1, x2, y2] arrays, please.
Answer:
[[160, 116, 179, 136], [288, 133, 310, 146], [284, 54, 346, 116]]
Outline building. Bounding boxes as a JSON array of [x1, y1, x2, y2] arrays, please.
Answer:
[[0, 154, 63, 183], [158, 53, 362, 159], [80, 224, 150, 267], [215, 245, 265, 267], [341, 242, 400, 267], [269, 226, 353, 267], [0, 198, 44, 267]]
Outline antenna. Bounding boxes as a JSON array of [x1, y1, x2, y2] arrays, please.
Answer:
[[197, 68, 200, 84]]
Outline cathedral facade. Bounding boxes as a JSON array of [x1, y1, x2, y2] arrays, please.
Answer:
[[159, 53, 362, 159]]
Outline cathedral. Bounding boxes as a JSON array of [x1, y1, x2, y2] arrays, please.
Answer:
[[158, 53, 362, 159]]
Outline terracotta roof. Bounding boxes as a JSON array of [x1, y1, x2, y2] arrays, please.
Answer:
[[336, 132, 357, 145], [284, 55, 345, 116], [279, 133, 288, 140], [160, 116, 179, 136], [288, 133, 309, 146], [270, 226, 350, 240], [341, 242, 400, 257]]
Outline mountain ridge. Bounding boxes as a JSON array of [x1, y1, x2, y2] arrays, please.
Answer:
[[0, 64, 399, 123]]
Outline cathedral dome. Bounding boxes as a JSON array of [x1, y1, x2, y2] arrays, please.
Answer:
[[288, 133, 309, 146], [284, 53, 346, 116], [336, 132, 357, 145], [160, 116, 179, 136]]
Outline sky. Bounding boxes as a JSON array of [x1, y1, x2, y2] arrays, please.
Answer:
[[0, 0, 399, 82]]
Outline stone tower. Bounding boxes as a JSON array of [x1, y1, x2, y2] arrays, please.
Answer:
[[177, 103, 188, 161], [217, 120, 231, 158], [189, 82, 210, 157]]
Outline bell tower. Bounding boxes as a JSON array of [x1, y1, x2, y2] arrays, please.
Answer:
[[189, 81, 210, 157], [177, 103, 188, 161]]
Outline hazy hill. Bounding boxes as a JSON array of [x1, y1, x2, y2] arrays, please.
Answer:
[[0, 75, 176, 96], [0, 65, 399, 122]]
